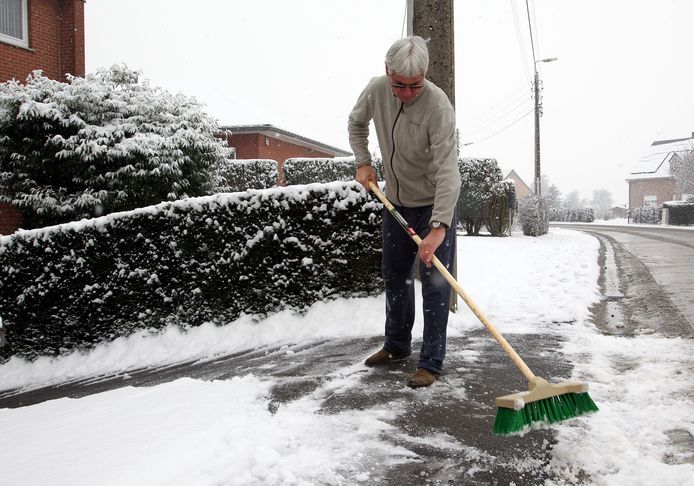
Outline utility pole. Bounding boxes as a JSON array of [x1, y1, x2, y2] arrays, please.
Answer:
[[407, 0, 457, 311], [533, 57, 558, 196], [407, 0, 455, 107]]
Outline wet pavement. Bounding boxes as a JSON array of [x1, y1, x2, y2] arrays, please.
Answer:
[[2, 226, 693, 484]]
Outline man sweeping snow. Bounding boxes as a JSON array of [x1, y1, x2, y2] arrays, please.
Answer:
[[348, 36, 460, 388]]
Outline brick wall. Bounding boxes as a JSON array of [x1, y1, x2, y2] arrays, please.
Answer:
[[0, 0, 85, 82], [0, 203, 22, 235], [628, 178, 680, 208]]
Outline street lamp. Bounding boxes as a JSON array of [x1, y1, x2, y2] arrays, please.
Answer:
[[534, 57, 558, 196]]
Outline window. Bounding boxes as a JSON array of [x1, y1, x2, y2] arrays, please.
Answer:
[[0, 0, 28, 48], [643, 195, 657, 207]]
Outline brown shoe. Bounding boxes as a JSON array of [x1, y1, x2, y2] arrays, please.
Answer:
[[364, 348, 410, 367], [407, 368, 438, 388]]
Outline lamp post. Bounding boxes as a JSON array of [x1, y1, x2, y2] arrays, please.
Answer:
[[534, 57, 558, 196]]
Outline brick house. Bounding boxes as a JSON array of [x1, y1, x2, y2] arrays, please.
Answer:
[[219, 124, 352, 185], [626, 133, 694, 209], [0, 0, 85, 234]]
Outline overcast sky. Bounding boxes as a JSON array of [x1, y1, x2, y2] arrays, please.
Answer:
[[85, 0, 694, 206]]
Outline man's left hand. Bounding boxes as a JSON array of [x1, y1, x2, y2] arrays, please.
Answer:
[[419, 226, 446, 268]]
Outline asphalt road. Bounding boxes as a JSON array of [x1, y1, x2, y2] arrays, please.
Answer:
[[552, 223, 694, 333], [2, 224, 693, 484]]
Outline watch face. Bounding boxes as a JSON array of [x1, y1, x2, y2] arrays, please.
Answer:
[[431, 221, 442, 229]]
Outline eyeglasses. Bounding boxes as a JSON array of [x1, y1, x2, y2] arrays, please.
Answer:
[[390, 81, 424, 90]]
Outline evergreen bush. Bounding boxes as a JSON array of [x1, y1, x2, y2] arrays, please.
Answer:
[[457, 157, 502, 235], [630, 206, 661, 224], [485, 179, 516, 236], [0, 182, 382, 361], [518, 195, 549, 236], [0, 65, 230, 229], [663, 201, 694, 226]]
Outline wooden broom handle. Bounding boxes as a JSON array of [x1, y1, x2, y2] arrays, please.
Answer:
[[368, 182, 536, 381]]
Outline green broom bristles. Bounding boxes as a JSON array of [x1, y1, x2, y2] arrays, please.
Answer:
[[493, 392, 599, 435]]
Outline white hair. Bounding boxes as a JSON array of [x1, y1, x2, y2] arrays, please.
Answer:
[[385, 36, 429, 77]]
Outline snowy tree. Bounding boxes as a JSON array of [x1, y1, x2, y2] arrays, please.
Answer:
[[670, 144, 694, 197], [563, 190, 582, 209], [544, 183, 562, 210], [0, 65, 231, 228], [591, 189, 613, 220]]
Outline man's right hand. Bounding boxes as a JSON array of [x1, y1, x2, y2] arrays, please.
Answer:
[[356, 164, 378, 192]]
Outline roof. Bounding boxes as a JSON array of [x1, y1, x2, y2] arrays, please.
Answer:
[[502, 169, 533, 195], [219, 124, 352, 157], [626, 133, 694, 181]]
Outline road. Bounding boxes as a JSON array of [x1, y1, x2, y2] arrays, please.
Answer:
[[552, 223, 694, 333]]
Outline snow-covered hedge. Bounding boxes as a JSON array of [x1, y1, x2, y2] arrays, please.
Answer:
[[630, 206, 661, 224], [0, 182, 382, 361], [663, 201, 694, 226], [0, 65, 230, 229], [283, 157, 385, 186], [518, 195, 549, 236], [214, 159, 278, 192], [549, 207, 595, 223]]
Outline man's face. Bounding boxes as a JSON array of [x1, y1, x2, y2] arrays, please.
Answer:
[[387, 70, 425, 104]]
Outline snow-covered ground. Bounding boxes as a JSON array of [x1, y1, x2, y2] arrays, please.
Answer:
[[0, 228, 692, 485]]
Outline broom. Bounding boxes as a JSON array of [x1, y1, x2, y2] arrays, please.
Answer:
[[368, 182, 598, 435]]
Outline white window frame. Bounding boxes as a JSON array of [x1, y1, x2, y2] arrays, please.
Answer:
[[0, 0, 29, 49], [643, 195, 657, 207]]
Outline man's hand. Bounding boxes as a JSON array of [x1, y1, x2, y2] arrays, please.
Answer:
[[356, 164, 377, 191], [419, 226, 446, 268]]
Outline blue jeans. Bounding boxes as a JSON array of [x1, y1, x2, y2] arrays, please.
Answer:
[[381, 205, 456, 375]]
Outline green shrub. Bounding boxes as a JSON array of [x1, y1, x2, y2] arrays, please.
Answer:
[[549, 208, 595, 222], [630, 206, 661, 224], [0, 182, 382, 361]]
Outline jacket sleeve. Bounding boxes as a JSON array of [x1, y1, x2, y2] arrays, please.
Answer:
[[348, 80, 375, 168], [429, 105, 461, 227]]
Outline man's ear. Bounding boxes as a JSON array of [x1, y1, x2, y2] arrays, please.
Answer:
[[385, 63, 390, 77]]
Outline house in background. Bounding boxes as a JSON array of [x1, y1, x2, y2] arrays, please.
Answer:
[[1, 0, 86, 235], [626, 132, 694, 209], [220, 124, 351, 161], [219, 124, 352, 185], [502, 169, 533, 199], [0, 0, 85, 82]]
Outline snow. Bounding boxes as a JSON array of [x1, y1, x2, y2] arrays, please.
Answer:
[[1, 228, 692, 485]]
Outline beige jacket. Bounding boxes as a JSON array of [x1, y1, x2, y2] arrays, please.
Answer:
[[348, 75, 460, 226]]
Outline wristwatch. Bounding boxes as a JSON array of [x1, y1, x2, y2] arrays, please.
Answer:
[[430, 221, 447, 230]]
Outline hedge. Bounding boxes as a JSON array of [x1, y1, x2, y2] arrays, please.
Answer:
[[214, 159, 279, 192], [630, 206, 661, 224], [663, 201, 694, 226], [283, 157, 385, 186], [0, 182, 383, 361], [549, 207, 595, 223]]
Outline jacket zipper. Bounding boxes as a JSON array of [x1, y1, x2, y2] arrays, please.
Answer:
[[390, 103, 404, 205]]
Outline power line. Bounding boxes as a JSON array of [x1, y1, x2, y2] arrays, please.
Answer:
[[510, 0, 533, 84], [461, 108, 534, 146], [462, 94, 533, 138], [525, 0, 537, 65]]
